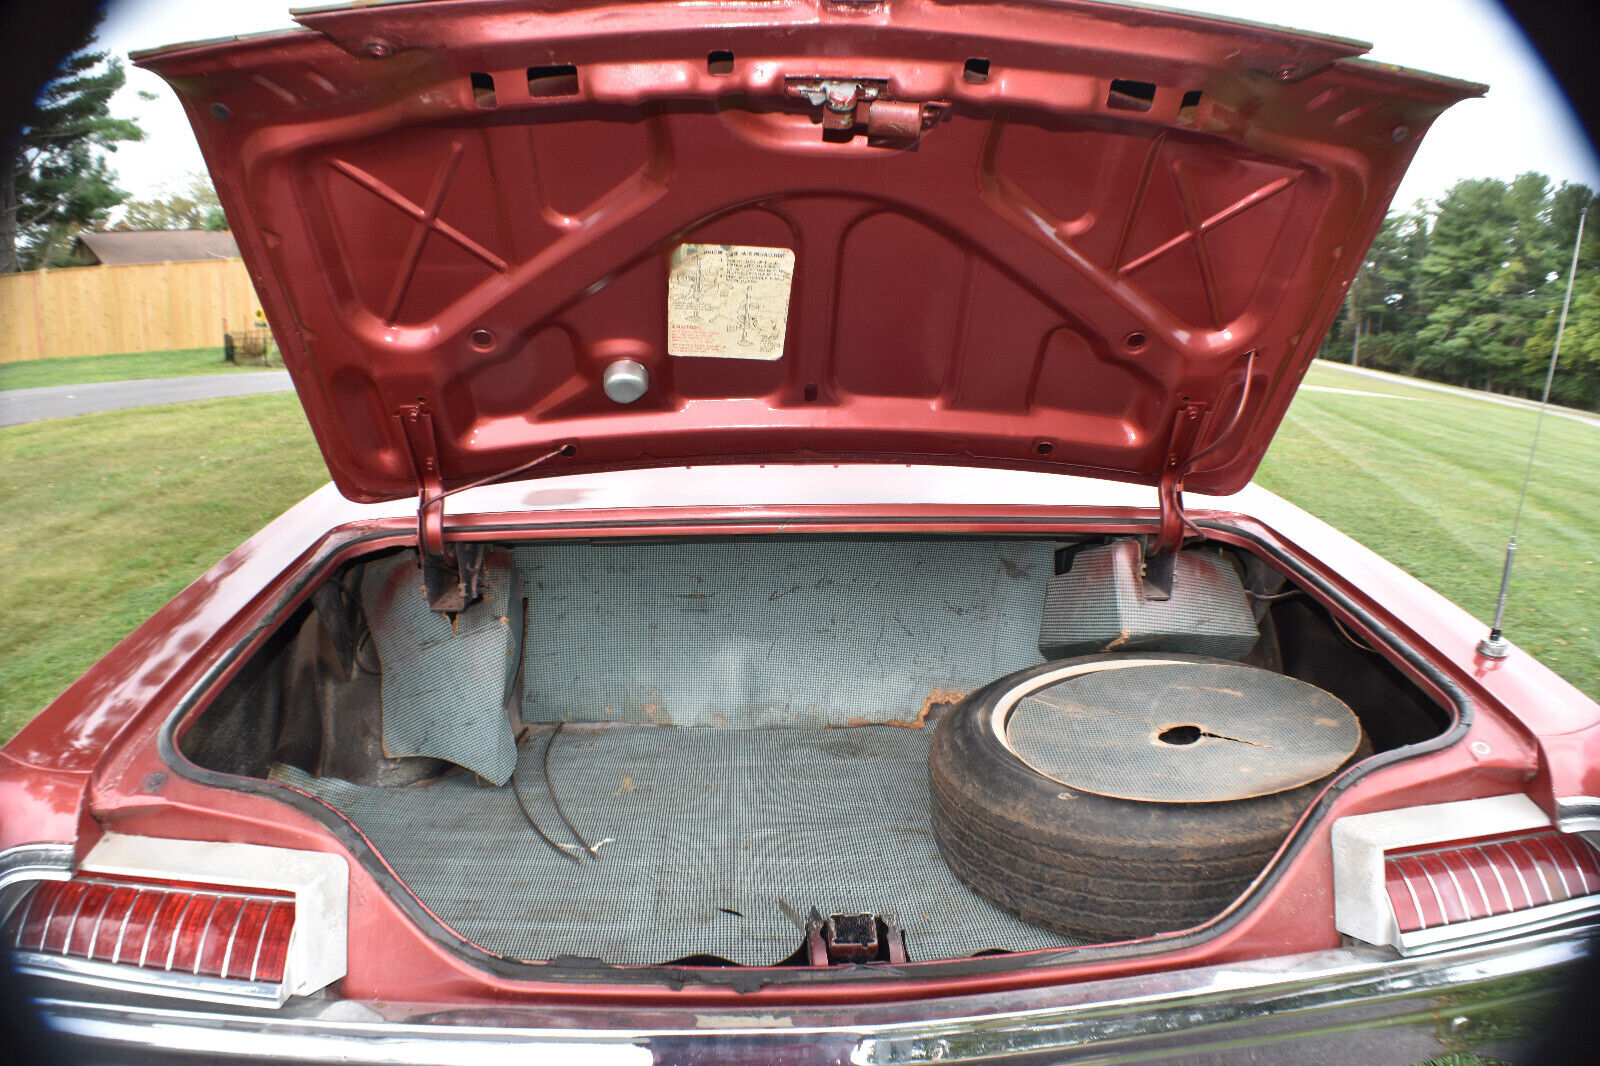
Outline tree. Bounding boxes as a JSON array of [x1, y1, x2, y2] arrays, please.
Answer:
[[1317, 174, 1599, 409], [1, 20, 143, 272], [119, 173, 227, 231], [1333, 209, 1428, 370], [1524, 185, 1600, 409], [1408, 178, 1519, 389], [1468, 172, 1557, 392]]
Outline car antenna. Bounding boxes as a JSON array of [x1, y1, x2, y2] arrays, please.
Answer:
[[1477, 207, 1586, 659]]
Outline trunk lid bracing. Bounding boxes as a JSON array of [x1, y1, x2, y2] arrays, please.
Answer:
[[134, 0, 1478, 504]]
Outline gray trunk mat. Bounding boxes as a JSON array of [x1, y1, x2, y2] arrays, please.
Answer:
[[274, 724, 1080, 966]]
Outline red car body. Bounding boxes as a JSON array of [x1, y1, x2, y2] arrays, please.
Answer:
[[3, 1, 1597, 1062]]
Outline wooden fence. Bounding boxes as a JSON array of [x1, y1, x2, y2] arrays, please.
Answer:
[[0, 258, 263, 362]]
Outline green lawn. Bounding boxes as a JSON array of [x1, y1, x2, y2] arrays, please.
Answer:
[[0, 394, 327, 739], [0, 363, 1595, 741], [0, 346, 280, 391], [1258, 361, 1598, 699]]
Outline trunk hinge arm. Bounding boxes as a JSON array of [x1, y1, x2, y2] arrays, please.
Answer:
[[1144, 400, 1206, 600], [396, 402, 575, 614], [396, 402, 486, 615], [1142, 350, 1259, 600]]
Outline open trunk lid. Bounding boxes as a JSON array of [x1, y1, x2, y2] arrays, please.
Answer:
[[135, 0, 1479, 503]]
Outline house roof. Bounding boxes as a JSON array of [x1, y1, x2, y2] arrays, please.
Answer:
[[74, 230, 239, 266]]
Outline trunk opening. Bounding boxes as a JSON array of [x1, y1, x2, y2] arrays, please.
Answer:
[[177, 532, 1448, 970]]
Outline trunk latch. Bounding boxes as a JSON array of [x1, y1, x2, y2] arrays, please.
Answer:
[[786, 78, 948, 144], [803, 909, 908, 965]]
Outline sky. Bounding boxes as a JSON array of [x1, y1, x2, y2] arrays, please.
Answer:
[[94, 0, 1600, 211]]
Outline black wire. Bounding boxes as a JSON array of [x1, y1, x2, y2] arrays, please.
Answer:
[[543, 722, 598, 858], [1246, 588, 1305, 602], [1329, 611, 1377, 652], [1181, 349, 1259, 477], [352, 630, 381, 675], [323, 573, 382, 674], [510, 731, 583, 864], [419, 445, 568, 511]]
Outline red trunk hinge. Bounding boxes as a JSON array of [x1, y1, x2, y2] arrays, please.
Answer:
[[1144, 399, 1207, 600], [395, 401, 486, 614]]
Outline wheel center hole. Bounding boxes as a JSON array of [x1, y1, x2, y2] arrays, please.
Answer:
[[1158, 725, 1203, 746]]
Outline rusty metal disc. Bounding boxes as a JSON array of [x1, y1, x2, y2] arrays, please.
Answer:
[[999, 658, 1361, 803]]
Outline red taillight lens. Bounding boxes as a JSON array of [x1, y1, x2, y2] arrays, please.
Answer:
[[5, 873, 295, 983], [1384, 829, 1600, 933]]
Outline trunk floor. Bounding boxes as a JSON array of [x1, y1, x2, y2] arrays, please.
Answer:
[[274, 724, 1081, 966]]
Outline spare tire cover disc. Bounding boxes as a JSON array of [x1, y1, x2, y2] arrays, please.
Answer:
[[998, 658, 1361, 803]]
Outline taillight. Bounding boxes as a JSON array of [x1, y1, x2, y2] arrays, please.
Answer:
[[2, 834, 346, 1005], [5, 874, 295, 983], [1386, 830, 1599, 933], [1334, 795, 1600, 954]]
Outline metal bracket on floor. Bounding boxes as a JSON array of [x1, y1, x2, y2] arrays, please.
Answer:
[[804, 909, 907, 965]]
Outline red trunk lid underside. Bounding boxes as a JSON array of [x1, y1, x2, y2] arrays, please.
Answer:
[[136, 0, 1479, 503]]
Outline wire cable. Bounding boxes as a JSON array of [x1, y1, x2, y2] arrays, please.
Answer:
[[510, 730, 583, 864], [543, 722, 600, 858]]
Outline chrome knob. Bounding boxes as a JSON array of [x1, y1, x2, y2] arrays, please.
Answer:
[[602, 359, 649, 404]]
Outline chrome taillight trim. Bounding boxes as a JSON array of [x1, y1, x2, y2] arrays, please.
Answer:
[[77, 834, 348, 1001], [14, 952, 284, 1007], [3, 836, 347, 1006], [1395, 894, 1600, 955], [1555, 795, 1600, 835], [0, 843, 74, 931]]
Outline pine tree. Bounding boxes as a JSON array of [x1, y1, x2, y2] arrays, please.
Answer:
[[1333, 210, 1428, 371], [1, 20, 143, 272]]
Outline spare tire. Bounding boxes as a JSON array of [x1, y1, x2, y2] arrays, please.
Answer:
[[928, 654, 1369, 942]]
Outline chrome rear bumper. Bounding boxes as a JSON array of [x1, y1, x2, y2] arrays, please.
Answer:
[[28, 923, 1592, 1066]]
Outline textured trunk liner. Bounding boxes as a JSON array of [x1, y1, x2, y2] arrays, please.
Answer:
[[274, 723, 1080, 966]]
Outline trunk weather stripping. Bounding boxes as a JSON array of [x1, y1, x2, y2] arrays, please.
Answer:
[[154, 512, 1472, 991]]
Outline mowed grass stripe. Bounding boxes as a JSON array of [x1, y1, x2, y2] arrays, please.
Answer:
[[1286, 394, 1593, 551], [1, 367, 1595, 743], [1258, 367, 1598, 695]]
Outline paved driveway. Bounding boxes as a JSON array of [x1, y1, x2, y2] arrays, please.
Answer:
[[0, 371, 295, 428]]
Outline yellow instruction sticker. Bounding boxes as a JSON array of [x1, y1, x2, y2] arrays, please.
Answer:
[[668, 244, 795, 360]]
